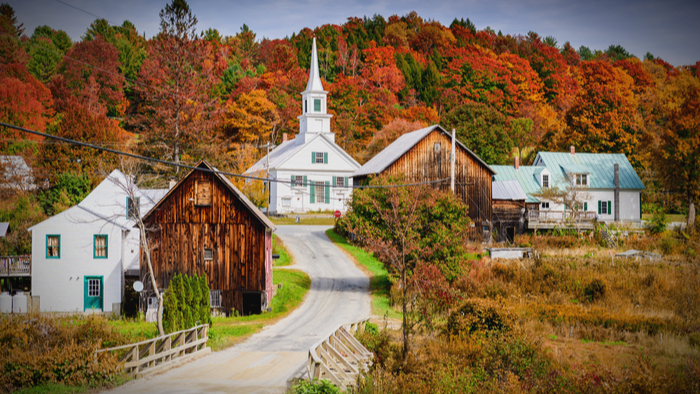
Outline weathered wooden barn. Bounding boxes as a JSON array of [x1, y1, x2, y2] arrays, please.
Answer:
[[140, 160, 276, 316], [492, 179, 527, 243], [352, 125, 495, 240]]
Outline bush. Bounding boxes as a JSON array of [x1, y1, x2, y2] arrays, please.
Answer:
[[447, 299, 514, 337], [584, 278, 607, 302], [649, 207, 668, 235], [163, 273, 213, 333], [288, 379, 340, 394], [689, 332, 700, 349]]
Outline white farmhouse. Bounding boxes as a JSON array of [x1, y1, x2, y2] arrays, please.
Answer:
[[245, 38, 360, 214], [28, 170, 166, 314]]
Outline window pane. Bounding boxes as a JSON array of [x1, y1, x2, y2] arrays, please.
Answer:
[[314, 99, 321, 112], [315, 152, 324, 163], [88, 279, 100, 297], [336, 177, 344, 187], [48, 236, 59, 257], [95, 235, 107, 258], [542, 175, 549, 188], [315, 181, 324, 203], [293, 175, 303, 186]]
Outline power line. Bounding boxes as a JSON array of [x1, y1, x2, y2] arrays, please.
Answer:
[[52, 0, 119, 26], [0, 122, 448, 189]]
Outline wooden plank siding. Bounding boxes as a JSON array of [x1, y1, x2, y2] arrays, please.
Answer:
[[493, 200, 526, 242], [355, 130, 493, 240], [141, 162, 271, 315]]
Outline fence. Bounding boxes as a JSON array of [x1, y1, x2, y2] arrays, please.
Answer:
[[528, 210, 597, 223], [307, 318, 373, 390], [95, 324, 210, 378], [0, 255, 31, 276]]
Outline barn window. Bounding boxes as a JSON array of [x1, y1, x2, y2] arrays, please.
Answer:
[[204, 248, 213, 261], [434, 142, 441, 152], [195, 180, 212, 206], [127, 197, 140, 219], [210, 290, 222, 308]]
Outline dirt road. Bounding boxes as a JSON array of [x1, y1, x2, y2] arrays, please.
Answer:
[[107, 225, 370, 394]]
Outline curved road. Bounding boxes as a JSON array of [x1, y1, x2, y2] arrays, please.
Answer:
[[108, 225, 370, 394]]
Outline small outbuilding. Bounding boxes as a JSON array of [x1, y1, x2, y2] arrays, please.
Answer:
[[492, 179, 527, 243], [140, 160, 276, 316]]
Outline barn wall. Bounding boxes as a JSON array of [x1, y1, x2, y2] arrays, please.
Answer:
[[381, 130, 493, 240], [142, 169, 267, 315], [493, 200, 526, 242]]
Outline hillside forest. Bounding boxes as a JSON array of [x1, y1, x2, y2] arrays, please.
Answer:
[[1, 0, 699, 254]]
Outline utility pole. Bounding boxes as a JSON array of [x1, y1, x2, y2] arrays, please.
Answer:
[[260, 142, 275, 217], [451, 128, 455, 193]]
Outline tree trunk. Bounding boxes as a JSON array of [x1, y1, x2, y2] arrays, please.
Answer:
[[402, 268, 408, 362], [689, 196, 696, 230]]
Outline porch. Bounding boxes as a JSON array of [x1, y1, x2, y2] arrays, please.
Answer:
[[527, 210, 597, 230], [1, 255, 31, 277]]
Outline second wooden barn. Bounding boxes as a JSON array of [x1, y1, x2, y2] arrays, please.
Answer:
[[352, 125, 495, 240], [140, 160, 276, 316]]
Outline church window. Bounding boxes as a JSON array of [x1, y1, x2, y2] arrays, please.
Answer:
[[314, 99, 321, 112], [304, 100, 307, 113], [315, 181, 325, 203], [315, 152, 324, 163]]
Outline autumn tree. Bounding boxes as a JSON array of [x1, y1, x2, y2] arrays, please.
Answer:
[[134, 0, 217, 171], [0, 3, 28, 65], [26, 26, 72, 84], [83, 19, 148, 84], [657, 86, 700, 229], [442, 102, 513, 165], [361, 118, 424, 162], [222, 89, 279, 146]]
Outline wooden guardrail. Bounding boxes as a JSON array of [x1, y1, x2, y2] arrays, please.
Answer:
[[96, 324, 210, 378], [528, 210, 597, 222], [0, 255, 31, 276], [307, 318, 373, 390]]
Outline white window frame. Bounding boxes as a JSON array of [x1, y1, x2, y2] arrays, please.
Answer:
[[87, 279, 100, 297], [336, 177, 345, 188], [542, 174, 549, 188], [541, 202, 550, 209], [315, 181, 325, 203], [315, 152, 324, 164], [292, 175, 303, 187]]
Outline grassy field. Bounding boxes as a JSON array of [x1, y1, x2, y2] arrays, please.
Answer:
[[642, 213, 687, 222], [271, 217, 336, 226], [272, 234, 293, 267], [325, 228, 402, 319]]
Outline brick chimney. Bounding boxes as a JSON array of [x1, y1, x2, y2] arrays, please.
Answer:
[[282, 133, 288, 142], [169, 178, 176, 189], [514, 156, 519, 170], [570, 145, 575, 155]]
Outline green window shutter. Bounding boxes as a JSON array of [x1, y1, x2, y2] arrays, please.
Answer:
[[310, 181, 315, 203], [291, 175, 294, 187], [332, 176, 336, 186], [608, 201, 611, 214], [311, 151, 315, 163], [345, 177, 349, 188], [598, 201, 601, 214], [323, 152, 328, 164], [584, 202, 588, 211], [303, 175, 307, 189], [325, 181, 330, 204]]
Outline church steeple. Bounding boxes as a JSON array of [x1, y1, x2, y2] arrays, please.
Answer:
[[297, 37, 333, 143]]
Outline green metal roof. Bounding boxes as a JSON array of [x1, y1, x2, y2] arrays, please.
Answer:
[[534, 152, 644, 190], [491, 165, 542, 203]]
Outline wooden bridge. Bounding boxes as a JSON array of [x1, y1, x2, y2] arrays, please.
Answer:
[[307, 318, 373, 390], [1, 255, 31, 277], [528, 210, 597, 230]]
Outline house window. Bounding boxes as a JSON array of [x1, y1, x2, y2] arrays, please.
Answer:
[[204, 248, 213, 261], [434, 142, 441, 152], [127, 197, 140, 219], [541, 202, 550, 209], [599, 200, 611, 215], [94, 235, 108, 259], [314, 99, 321, 112], [47, 235, 60, 258], [292, 175, 303, 187], [575, 174, 587, 186], [315, 181, 325, 203], [282, 198, 291, 207], [210, 290, 222, 308], [87, 278, 100, 297], [542, 174, 549, 188], [335, 177, 345, 188], [315, 152, 324, 163], [195, 180, 212, 206]]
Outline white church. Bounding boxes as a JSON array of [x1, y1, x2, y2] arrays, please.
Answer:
[[245, 38, 360, 214]]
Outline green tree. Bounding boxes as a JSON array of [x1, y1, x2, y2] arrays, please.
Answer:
[[442, 102, 513, 165], [163, 273, 183, 333]]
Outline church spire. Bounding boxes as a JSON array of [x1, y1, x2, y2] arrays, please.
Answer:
[[306, 38, 324, 92]]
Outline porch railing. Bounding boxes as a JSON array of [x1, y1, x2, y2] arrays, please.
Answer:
[[0, 255, 31, 276], [95, 324, 209, 378], [528, 210, 597, 223]]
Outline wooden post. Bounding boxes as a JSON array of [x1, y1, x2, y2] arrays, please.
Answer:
[[451, 128, 455, 193]]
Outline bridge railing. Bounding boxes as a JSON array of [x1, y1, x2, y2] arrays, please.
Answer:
[[307, 318, 373, 390], [95, 324, 209, 378]]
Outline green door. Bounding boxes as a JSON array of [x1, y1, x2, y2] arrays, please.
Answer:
[[84, 276, 103, 311]]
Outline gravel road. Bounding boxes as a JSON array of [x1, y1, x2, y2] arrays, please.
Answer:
[[107, 225, 371, 394]]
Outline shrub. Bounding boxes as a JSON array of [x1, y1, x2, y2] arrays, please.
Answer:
[[648, 207, 668, 235], [689, 332, 700, 349], [163, 272, 213, 333], [584, 278, 607, 302], [288, 378, 340, 394], [447, 299, 514, 337]]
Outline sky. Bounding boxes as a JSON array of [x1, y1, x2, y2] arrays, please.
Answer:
[[7, 0, 700, 66]]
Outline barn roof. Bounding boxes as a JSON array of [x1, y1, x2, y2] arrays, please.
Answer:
[[142, 160, 276, 231], [352, 124, 495, 178], [490, 165, 544, 203], [492, 180, 527, 201]]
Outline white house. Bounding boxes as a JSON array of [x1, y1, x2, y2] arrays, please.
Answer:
[[28, 170, 167, 314], [245, 38, 360, 214], [491, 146, 645, 226]]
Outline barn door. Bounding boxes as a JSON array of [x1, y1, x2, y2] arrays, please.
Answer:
[[84, 276, 103, 311]]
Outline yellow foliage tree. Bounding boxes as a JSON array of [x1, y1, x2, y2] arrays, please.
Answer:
[[223, 89, 280, 146]]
